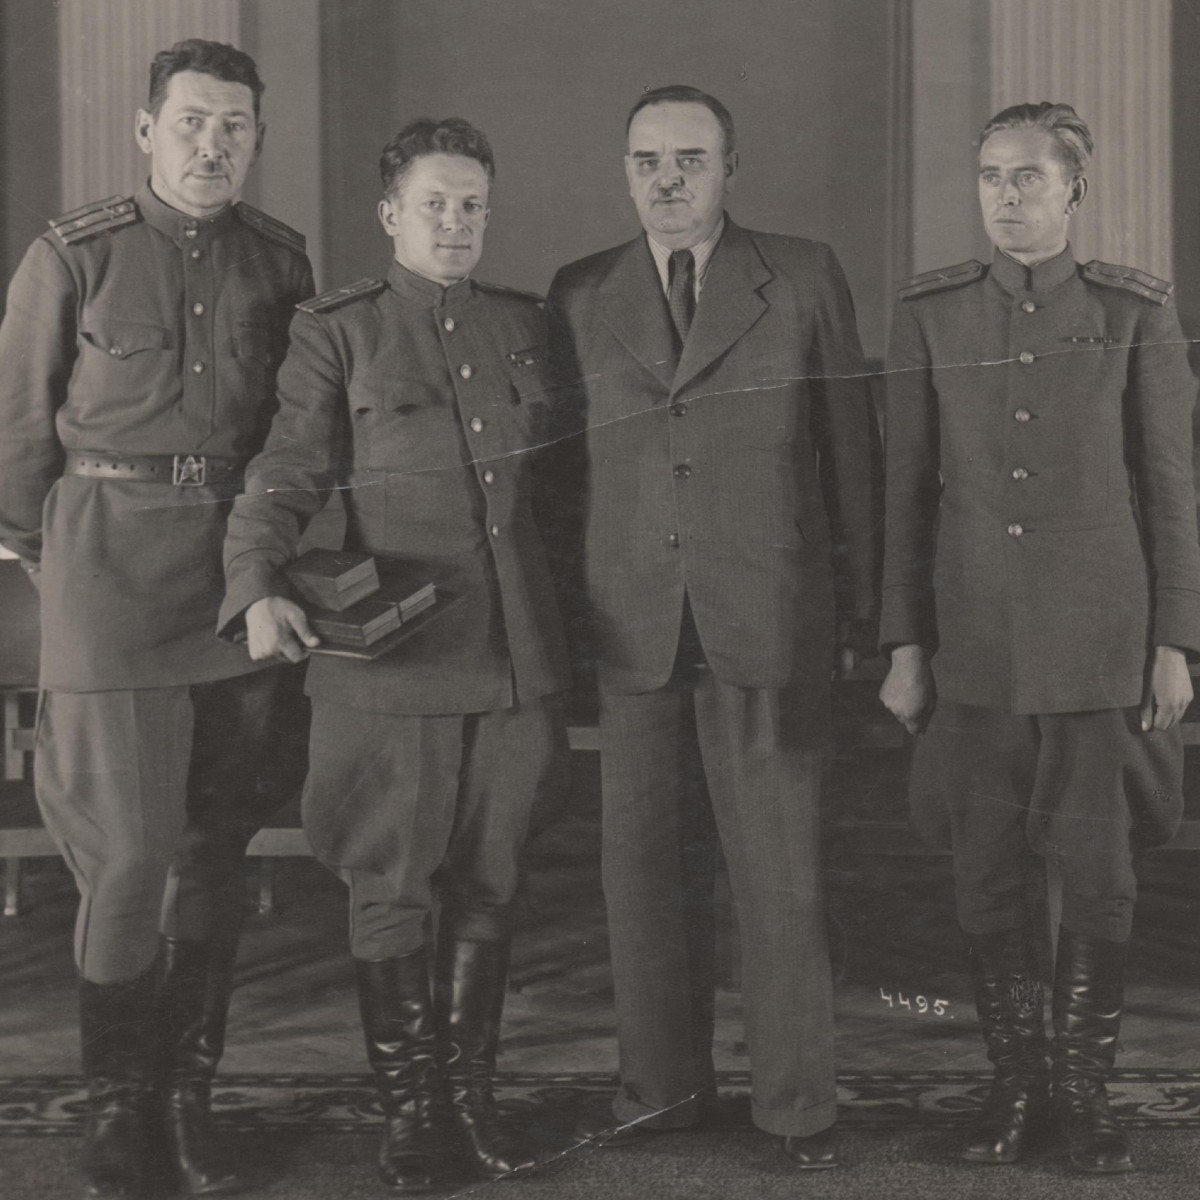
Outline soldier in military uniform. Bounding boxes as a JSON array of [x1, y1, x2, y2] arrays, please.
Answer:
[[219, 118, 569, 1192], [880, 102, 1200, 1175], [0, 40, 313, 1199]]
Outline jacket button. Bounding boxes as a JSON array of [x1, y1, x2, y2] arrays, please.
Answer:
[[191, 360, 205, 375], [469, 417, 484, 433], [1021, 300, 1036, 313], [459, 364, 474, 380], [192, 302, 205, 316], [482, 468, 494, 484], [190, 248, 202, 261], [443, 317, 456, 333], [1007, 523, 1024, 538], [670, 402, 687, 417], [1014, 408, 1032, 423], [668, 532, 680, 547], [1011, 466, 1029, 481], [673, 463, 691, 479], [1018, 351, 1035, 365], [109, 345, 122, 357], [490, 524, 500, 538], [184, 226, 198, 240]]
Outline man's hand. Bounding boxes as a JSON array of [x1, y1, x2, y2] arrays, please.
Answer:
[[1140, 645, 1193, 732], [245, 596, 321, 663], [880, 644, 935, 735]]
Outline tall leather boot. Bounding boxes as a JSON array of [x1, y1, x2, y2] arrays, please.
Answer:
[[79, 965, 159, 1200], [157, 937, 244, 1195], [355, 952, 453, 1194], [1050, 928, 1134, 1174], [961, 926, 1049, 1164], [435, 938, 537, 1179]]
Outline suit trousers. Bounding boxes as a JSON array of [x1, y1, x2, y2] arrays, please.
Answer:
[[909, 700, 1184, 941], [35, 667, 289, 983], [302, 696, 566, 959], [599, 666, 836, 1138]]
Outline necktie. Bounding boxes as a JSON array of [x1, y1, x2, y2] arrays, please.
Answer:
[[667, 249, 696, 345]]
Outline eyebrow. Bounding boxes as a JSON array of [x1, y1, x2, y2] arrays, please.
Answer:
[[630, 147, 709, 158], [177, 104, 254, 120], [979, 162, 1045, 173]]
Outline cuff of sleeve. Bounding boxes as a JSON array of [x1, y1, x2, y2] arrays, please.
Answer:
[[218, 562, 290, 642], [1152, 588, 1200, 658], [879, 591, 938, 656]]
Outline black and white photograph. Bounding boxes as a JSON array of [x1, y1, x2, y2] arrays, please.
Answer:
[[0, 1, 1197, 1197]]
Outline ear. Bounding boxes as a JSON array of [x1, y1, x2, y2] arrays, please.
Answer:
[[134, 107, 154, 156], [377, 196, 397, 237], [253, 122, 267, 164], [723, 150, 739, 193], [1066, 173, 1088, 214]]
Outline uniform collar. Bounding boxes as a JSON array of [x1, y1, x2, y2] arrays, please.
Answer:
[[388, 259, 474, 308], [136, 179, 237, 245], [989, 244, 1076, 294]]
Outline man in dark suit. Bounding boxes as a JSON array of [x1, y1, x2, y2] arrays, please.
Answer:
[[546, 85, 879, 1169], [220, 118, 569, 1192], [880, 103, 1200, 1175]]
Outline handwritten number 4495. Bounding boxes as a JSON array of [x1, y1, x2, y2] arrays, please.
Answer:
[[880, 989, 950, 1016]]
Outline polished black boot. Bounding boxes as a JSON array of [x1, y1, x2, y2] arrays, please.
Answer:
[[356, 952, 453, 1193], [435, 938, 537, 1179], [1050, 928, 1134, 1174], [961, 926, 1049, 1164], [79, 966, 159, 1200], [157, 937, 244, 1195]]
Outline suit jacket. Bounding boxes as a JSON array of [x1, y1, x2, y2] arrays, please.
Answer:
[[0, 183, 313, 690], [220, 261, 569, 717], [880, 247, 1200, 714], [545, 219, 880, 697]]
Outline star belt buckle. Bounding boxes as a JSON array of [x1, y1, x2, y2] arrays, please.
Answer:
[[172, 454, 207, 486]]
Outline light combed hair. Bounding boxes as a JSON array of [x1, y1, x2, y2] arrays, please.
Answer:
[[980, 102, 1094, 177]]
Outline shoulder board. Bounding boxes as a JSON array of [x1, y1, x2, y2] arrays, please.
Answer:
[[235, 203, 307, 255], [49, 196, 139, 245], [1082, 260, 1172, 305], [897, 260, 986, 301], [297, 278, 386, 314], [475, 280, 545, 307]]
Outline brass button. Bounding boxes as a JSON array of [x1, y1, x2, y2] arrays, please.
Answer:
[[185, 227, 198, 240], [482, 468, 494, 484], [1014, 408, 1032, 423], [1007, 523, 1024, 538], [443, 317, 456, 333], [670, 402, 687, 417], [469, 417, 484, 433], [190, 248, 202, 261], [1012, 467, 1029, 481], [191, 360, 205, 375], [673, 464, 691, 479], [192, 302, 205, 317], [1018, 351, 1035, 365], [489, 524, 500, 538], [668, 532, 680, 547], [1021, 300, 1036, 314], [459, 364, 474, 380], [108, 345, 122, 357]]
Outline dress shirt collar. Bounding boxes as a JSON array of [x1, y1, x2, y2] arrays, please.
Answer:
[[136, 179, 237, 245], [989, 244, 1077, 294], [388, 259, 473, 308], [646, 215, 726, 298]]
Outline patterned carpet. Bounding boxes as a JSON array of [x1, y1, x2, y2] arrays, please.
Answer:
[[5, 1069, 1200, 1137]]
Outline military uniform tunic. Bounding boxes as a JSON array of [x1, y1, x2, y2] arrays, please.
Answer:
[[0, 182, 314, 689]]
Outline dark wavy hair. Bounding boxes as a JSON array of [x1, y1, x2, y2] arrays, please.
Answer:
[[147, 39, 264, 119], [979, 102, 1093, 177], [626, 85, 736, 156], [379, 118, 495, 199]]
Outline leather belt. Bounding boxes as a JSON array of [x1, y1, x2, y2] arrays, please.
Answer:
[[65, 452, 245, 488]]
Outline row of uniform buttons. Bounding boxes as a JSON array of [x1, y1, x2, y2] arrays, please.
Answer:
[[445, 318, 502, 538], [1008, 301, 1038, 540]]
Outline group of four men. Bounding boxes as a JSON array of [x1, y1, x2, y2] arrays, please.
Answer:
[[0, 37, 1195, 1200]]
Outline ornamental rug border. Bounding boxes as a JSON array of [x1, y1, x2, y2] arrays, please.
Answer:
[[3, 1069, 1199, 1137]]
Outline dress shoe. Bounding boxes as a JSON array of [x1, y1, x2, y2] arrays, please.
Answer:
[[781, 1127, 838, 1170]]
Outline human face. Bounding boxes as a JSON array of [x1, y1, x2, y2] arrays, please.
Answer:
[[135, 70, 262, 218], [378, 154, 491, 284], [625, 102, 736, 250], [978, 128, 1085, 265]]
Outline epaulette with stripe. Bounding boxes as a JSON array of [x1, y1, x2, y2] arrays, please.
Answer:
[[297, 278, 386, 314], [49, 196, 139, 245], [1082, 260, 1173, 306], [235, 203, 307, 255], [897, 260, 986, 301], [476, 280, 545, 307]]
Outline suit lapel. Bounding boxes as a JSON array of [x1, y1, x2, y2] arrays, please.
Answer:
[[673, 220, 772, 395], [597, 237, 677, 391]]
